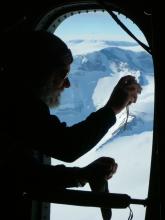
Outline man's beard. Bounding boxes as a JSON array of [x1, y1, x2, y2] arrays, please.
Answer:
[[40, 86, 62, 108], [46, 90, 62, 108]]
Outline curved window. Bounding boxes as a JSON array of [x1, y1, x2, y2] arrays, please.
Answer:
[[50, 11, 154, 220]]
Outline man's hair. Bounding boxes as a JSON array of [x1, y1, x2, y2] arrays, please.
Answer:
[[2, 30, 73, 91]]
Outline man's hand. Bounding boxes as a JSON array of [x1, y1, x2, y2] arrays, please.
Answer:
[[107, 75, 142, 114], [79, 157, 118, 184]]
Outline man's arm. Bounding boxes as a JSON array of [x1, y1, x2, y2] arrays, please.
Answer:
[[33, 75, 141, 162], [35, 104, 116, 162]]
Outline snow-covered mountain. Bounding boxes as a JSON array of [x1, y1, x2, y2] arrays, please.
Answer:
[[50, 41, 154, 220], [66, 40, 146, 55], [51, 43, 154, 143]]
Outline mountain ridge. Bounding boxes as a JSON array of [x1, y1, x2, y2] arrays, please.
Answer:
[[51, 45, 154, 147]]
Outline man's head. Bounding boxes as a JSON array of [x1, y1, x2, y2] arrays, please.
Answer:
[[3, 30, 73, 107], [39, 62, 71, 108]]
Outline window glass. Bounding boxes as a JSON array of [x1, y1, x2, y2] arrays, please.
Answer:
[[50, 11, 154, 220]]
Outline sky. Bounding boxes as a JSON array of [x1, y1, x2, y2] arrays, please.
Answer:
[[55, 11, 148, 44]]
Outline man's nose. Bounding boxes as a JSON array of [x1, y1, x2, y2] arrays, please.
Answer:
[[63, 77, 70, 88]]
